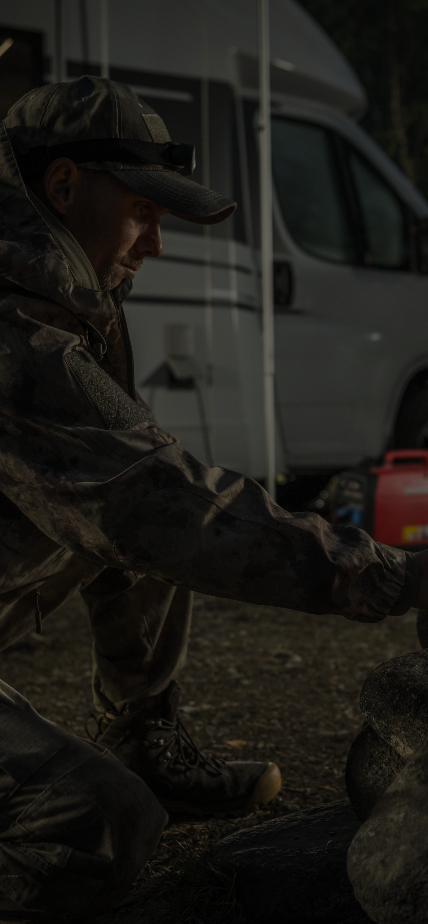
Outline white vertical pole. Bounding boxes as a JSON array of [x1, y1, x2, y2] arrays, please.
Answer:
[[201, 76, 215, 466], [258, 0, 276, 499], [100, 0, 109, 78], [54, 0, 64, 83], [199, 2, 214, 467]]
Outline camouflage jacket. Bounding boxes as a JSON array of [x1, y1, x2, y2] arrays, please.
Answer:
[[0, 121, 419, 646]]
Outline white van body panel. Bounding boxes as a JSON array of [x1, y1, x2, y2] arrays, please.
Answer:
[[0, 0, 366, 115], [127, 232, 265, 474]]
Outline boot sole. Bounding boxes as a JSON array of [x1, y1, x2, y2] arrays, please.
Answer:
[[161, 761, 282, 817]]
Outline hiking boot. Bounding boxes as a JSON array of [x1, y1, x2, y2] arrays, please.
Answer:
[[87, 682, 282, 816]]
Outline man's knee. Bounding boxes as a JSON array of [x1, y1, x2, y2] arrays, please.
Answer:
[[56, 748, 168, 913], [0, 746, 167, 920], [88, 748, 168, 900]]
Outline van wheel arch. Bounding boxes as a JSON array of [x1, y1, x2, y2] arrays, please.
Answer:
[[393, 370, 428, 448]]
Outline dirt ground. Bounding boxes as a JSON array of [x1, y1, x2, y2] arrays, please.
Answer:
[[0, 593, 421, 922]]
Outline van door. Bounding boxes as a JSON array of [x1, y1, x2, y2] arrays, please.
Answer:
[[270, 116, 418, 469]]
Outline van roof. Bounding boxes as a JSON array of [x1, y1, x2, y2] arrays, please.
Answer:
[[111, 0, 367, 118], [0, 0, 367, 118]]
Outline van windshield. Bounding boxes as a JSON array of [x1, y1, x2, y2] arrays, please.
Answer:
[[272, 118, 357, 264]]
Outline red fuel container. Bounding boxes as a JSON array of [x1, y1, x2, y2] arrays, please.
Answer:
[[372, 450, 428, 547]]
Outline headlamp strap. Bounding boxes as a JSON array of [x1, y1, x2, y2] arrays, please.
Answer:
[[14, 138, 196, 180]]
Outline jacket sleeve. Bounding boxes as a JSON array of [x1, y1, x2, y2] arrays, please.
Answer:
[[0, 309, 418, 623]]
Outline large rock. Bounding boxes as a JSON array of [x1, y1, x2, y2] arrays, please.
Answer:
[[360, 651, 428, 759], [346, 650, 428, 821], [348, 737, 428, 924], [346, 723, 406, 821], [208, 800, 371, 923]]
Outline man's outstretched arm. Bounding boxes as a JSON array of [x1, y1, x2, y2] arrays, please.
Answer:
[[0, 301, 422, 623]]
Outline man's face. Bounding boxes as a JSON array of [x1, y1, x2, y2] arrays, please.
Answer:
[[41, 160, 168, 290]]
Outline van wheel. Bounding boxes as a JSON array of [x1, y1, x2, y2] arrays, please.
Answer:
[[394, 380, 428, 448]]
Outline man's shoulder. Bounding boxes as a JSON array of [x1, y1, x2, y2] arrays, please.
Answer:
[[0, 283, 79, 334]]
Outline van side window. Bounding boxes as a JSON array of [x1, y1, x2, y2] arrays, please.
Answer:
[[348, 149, 407, 268], [271, 118, 357, 264]]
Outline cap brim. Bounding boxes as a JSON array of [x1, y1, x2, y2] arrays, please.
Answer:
[[109, 167, 236, 225]]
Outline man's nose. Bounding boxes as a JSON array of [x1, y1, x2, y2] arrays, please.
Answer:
[[135, 222, 163, 258]]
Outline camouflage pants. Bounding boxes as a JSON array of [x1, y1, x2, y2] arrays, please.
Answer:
[[0, 680, 167, 921], [82, 568, 194, 713]]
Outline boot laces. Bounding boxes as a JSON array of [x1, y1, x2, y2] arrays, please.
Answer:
[[86, 710, 223, 775], [149, 715, 223, 775]]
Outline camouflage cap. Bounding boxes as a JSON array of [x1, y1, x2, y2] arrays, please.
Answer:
[[4, 75, 236, 225]]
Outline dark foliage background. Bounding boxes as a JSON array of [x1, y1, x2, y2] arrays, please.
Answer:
[[300, 0, 428, 197]]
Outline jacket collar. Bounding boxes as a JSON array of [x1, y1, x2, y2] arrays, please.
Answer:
[[26, 190, 101, 291]]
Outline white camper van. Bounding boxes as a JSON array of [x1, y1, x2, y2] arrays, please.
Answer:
[[1, 0, 428, 488]]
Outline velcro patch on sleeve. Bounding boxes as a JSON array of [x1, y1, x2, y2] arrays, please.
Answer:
[[65, 350, 149, 430]]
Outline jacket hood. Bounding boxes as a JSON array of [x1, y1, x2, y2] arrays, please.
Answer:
[[0, 121, 132, 326]]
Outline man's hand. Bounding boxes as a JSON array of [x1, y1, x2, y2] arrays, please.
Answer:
[[413, 549, 428, 609]]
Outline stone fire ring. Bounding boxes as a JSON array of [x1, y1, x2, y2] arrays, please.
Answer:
[[207, 800, 371, 924]]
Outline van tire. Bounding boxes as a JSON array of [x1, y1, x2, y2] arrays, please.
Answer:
[[394, 380, 428, 448]]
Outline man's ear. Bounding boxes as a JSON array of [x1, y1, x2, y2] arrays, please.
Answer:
[[42, 158, 80, 217]]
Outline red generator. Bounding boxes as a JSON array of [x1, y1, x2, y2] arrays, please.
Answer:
[[329, 450, 428, 549]]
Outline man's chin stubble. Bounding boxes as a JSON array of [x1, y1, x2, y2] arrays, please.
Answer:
[[98, 261, 143, 291], [97, 265, 124, 292]]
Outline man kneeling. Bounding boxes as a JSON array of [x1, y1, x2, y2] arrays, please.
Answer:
[[0, 76, 427, 919]]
